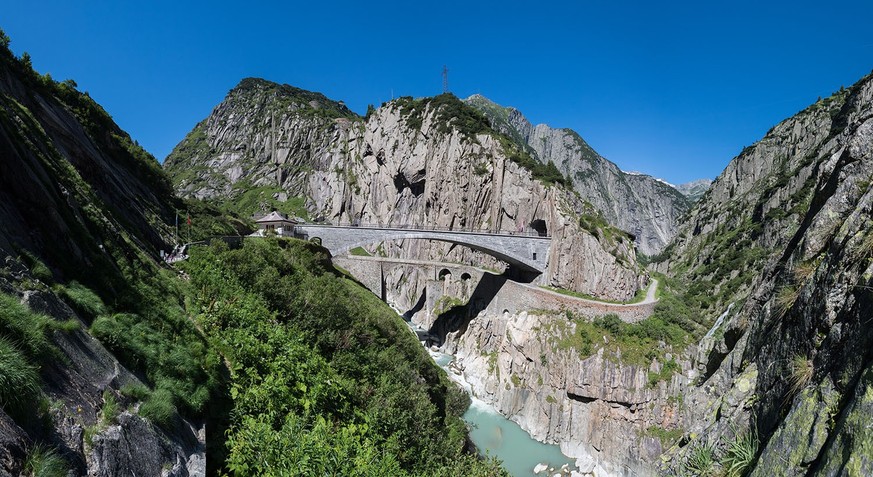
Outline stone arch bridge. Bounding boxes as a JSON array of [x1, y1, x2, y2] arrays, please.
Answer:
[[294, 224, 551, 274]]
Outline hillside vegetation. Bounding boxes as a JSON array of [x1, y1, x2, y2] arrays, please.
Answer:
[[182, 237, 505, 475]]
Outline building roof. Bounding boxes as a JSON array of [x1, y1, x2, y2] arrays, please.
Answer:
[[255, 211, 297, 224]]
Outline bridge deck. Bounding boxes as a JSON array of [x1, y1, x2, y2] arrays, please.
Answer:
[[297, 223, 551, 240], [295, 223, 552, 274]]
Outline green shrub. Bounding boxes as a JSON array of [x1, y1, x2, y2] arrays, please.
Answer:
[[56, 281, 106, 320], [182, 237, 505, 475], [504, 146, 569, 186], [23, 444, 68, 477]]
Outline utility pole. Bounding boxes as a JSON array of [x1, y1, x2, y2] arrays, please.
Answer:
[[442, 65, 448, 94]]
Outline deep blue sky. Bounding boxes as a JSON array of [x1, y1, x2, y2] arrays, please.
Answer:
[[4, 1, 872, 184]]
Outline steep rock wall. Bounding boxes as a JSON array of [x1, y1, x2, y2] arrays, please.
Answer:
[[444, 309, 689, 476], [165, 82, 645, 301], [657, 73, 873, 475], [465, 94, 691, 256]]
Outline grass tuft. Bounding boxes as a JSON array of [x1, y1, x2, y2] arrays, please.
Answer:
[[19, 251, 53, 283], [0, 293, 55, 359], [685, 439, 717, 476], [722, 426, 758, 477], [56, 281, 106, 321], [120, 382, 152, 402], [792, 261, 817, 283], [139, 388, 176, 429], [788, 355, 814, 397], [774, 284, 800, 317], [0, 336, 40, 410], [24, 444, 68, 477], [100, 390, 120, 426], [48, 319, 80, 333]]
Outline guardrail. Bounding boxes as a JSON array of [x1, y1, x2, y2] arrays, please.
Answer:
[[298, 222, 551, 238]]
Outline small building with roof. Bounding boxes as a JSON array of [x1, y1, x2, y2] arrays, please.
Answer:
[[254, 211, 297, 237]]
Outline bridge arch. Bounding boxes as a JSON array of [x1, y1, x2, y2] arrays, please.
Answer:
[[294, 225, 551, 275]]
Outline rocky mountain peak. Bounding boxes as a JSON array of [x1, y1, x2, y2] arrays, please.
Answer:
[[673, 178, 712, 201], [224, 77, 359, 120]]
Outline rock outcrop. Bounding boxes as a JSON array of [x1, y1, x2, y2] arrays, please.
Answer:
[[674, 178, 712, 202], [655, 72, 873, 475], [465, 94, 691, 255], [437, 72, 873, 476], [0, 263, 204, 476], [444, 308, 688, 476], [165, 81, 646, 302]]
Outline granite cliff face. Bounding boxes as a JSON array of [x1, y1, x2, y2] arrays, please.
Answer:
[[435, 73, 873, 476], [443, 308, 687, 476], [164, 80, 646, 302], [465, 94, 691, 256], [655, 73, 873, 475], [162, 72, 873, 476]]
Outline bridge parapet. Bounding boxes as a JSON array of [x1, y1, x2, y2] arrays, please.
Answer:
[[295, 224, 551, 274]]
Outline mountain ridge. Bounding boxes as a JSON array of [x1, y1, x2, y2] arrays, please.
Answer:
[[464, 93, 691, 255], [163, 78, 648, 302]]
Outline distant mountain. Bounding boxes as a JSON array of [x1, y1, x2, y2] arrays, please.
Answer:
[[674, 178, 712, 202], [465, 94, 690, 255]]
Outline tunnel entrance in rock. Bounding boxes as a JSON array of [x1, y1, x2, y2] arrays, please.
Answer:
[[530, 219, 548, 237], [393, 172, 425, 196]]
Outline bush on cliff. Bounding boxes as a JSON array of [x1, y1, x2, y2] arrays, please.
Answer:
[[182, 237, 506, 476]]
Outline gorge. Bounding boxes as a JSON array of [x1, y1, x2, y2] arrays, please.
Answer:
[[1, 23, 872, 477]]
